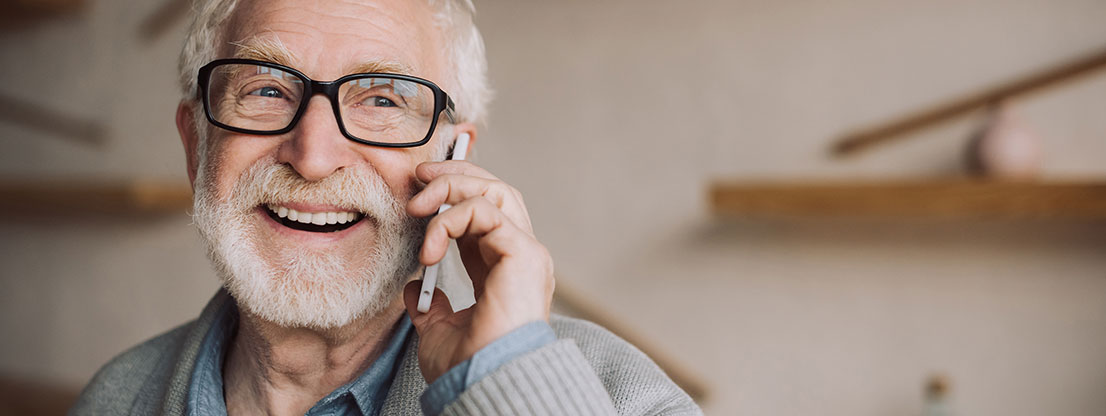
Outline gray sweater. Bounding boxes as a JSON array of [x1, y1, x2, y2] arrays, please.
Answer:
[[71, 291, 702, 415]]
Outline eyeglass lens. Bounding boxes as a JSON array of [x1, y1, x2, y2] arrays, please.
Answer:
[[205, 63, 438, 144]]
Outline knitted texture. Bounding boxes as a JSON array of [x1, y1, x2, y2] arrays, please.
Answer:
[[70, 290, 233, 416], [545, 318, 703, 416], [441, 339, 617, 415], [71, 291, 702, 415]]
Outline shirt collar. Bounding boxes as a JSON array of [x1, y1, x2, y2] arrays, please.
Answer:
[[186, 298, 413, 416], [306, 313, 413, 415]]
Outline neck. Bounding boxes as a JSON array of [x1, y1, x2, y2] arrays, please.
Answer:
[[223, 299, 407, 416]]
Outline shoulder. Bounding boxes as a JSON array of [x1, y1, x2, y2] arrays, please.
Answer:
[[548, 314, 702, 415], [69, 321, 195, 415], [548, 314, 655, 373], [549, 314, 638, 357]]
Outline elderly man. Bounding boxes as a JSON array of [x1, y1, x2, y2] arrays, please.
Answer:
[[73, 0, 699, 415]]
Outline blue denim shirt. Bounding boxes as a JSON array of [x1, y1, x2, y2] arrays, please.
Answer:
[[185, 300, 555, 416]]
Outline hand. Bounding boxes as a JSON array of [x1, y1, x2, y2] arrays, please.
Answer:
[[403, 160, 555, 384]]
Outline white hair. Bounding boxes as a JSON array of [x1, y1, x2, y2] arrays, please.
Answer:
[[178, 0, 491, 125]]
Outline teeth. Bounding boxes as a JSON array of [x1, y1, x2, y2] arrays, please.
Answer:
[[267, 205, 360, 226]]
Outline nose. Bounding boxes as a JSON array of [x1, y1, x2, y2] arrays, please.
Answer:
[[276, 95, 358, 181]]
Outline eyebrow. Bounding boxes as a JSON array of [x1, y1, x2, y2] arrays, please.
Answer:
[[230, 36, 298, 67], [348, 61, 416, 76], [230, 36, 417, 78]]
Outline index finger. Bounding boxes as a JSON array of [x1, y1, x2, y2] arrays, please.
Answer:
[[416, 160, 500, 184]]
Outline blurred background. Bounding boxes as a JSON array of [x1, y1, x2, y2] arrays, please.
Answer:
[[2, 0, 1105, 414]]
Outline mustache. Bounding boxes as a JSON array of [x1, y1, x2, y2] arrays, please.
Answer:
[[211, 160, 407, 225]]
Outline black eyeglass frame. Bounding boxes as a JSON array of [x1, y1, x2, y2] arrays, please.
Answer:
[[197, 58, 458, 148]]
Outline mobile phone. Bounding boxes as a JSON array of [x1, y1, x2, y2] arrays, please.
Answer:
[[417, 132, 471, 313]]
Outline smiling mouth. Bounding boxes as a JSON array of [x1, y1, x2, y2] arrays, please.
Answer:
[[264, 204, 365, 233]]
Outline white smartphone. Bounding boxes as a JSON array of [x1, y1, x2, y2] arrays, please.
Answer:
[[417, 132, 471, 313]]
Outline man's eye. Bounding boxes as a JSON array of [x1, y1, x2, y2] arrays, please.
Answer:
[[367, 96, 397, 107], [247, 86, 284, 98]]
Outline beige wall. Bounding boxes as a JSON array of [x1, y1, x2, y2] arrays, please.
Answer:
[[2, 0, 1105, 415]]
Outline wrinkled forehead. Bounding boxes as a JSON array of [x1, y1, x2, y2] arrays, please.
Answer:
[[219, 0, 446, 83]]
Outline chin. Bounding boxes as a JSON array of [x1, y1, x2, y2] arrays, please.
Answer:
[[191, 158, 426, 329], [205, 212, 423, 329]]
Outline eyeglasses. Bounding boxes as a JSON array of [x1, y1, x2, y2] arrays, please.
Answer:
[[197, 59, 457, 148]]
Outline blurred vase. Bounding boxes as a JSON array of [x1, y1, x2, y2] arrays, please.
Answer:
[[922, 374, 954, 416], [966, 104, 1043, 180]]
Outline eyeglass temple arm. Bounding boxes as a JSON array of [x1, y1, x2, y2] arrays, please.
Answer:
[[443, 96, 458, 124]]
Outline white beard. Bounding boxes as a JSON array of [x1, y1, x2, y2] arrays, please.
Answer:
[[192, 157, 426, 329]]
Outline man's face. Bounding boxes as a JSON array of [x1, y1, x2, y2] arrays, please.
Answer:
[[184, 0, 458, 329]]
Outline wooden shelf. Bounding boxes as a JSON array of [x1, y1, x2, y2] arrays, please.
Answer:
[[0, 0, 85, 26], [710, 179, 1106, 219], [0, 180, 192, 214], [0, 375, 79, 416]]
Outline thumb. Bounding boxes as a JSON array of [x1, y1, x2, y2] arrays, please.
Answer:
[[403, 280, 455, 330]]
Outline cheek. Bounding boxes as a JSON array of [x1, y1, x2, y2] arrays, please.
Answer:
[[205, 135, 282, 191], [368, 148, 433, 203]]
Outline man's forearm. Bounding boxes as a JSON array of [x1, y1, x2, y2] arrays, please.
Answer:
[[438, 338, 703, 416], [440, 339, 619, 415]]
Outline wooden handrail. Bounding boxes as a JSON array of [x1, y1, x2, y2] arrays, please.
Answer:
[[832, 46, 1106, 156], [0, 94, 107, 146]]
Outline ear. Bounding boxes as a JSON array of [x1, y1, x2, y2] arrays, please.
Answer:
[[176, 101, 201, 190], [452, 122, 478, 159]]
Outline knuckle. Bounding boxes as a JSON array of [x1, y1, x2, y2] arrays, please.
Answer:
[[435, 210, 464, 231], [464, 195, 497, 215], [438, 174, 462, 190], [495, 183, 521, 202], [421, 178, 447, 199], [426, 214, 448, 233], [476, 195, 498, 208], [482, 182, 509, 201], [497, 181, 518, 195]]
